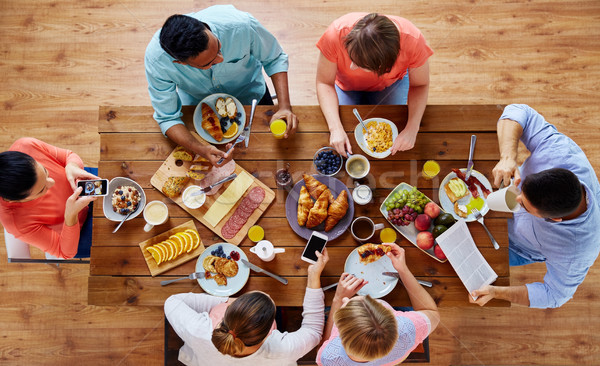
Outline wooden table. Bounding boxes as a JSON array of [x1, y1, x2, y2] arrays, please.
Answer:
[[89, 104, 511, 307]]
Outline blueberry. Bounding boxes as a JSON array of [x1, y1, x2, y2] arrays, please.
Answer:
[[127, 201, 131, 206], [235, 118, 241, 125], [118, 190, 123, 195], [236, 112, 242, 117], [220, 117, 228, 123], [227, 256, 231, 260], [121, 195, 126, 200], [211, 250, 216, 255], [218, 245, 223, 250]]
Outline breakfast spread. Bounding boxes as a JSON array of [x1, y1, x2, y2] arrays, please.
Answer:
[[203, 245, 240, 286], [201, 102, 224, 142], [364, 121, 393, 153], [111, 185, 141, 215], [297, 174, 349, 231], [145, 229, 202, 266], [203, 170, 254, 227], [162, 176, 190, 199], [357, 243, 391, 264], [221, 186, 266, 239]]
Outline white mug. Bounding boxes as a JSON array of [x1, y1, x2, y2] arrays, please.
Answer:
[[143, 201, 169, 232], [487, 185, 521, 213], [249, 240, 285, 262], [345, 154, 370, 179], [350, 216, 384, 242]]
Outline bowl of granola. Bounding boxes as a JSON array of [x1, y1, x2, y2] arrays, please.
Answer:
[[354, 118, 398, 159], [103, 177, 146, 222]]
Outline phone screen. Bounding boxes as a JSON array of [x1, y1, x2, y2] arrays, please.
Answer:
[[302, 233, 328, 262], [78, 179, 108, 196]]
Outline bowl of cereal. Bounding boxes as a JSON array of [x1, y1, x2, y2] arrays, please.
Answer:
[[353, 118, 398, 159], [103, 177, 146, 222]]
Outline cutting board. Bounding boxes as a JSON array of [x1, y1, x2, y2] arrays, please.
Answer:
[[138, 220, 205, 276], [150, 142, 275, 245]]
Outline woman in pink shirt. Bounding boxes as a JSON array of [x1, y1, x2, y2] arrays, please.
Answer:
[[316, 13, 433, 156]]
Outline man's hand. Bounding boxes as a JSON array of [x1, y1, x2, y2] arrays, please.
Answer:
[[391, 126, 418, 154], [200, 144, 233, 167], [469, 285, 496, 306], [383, 243, 408, 274], [64, 187, 96, 226], [492, 158, 521, 188], [271, 108, 298, 139], [65, 163, 99, 191], [333, 273, 368, 301], [329, 128, 352, 158]]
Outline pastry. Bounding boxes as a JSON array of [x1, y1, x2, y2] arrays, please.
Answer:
[[215, 97, 237, 121], [454, 202, 469, 218], [306, 189, 330, 228], [357, 244, 392, 264], [444, 178, 468, 203], [297, 186, 314, 226], [162, 176, 190, 198], [201, 103, 223, 141], [187, 158, 212, 181], [203, 256, 218, 272], [303, 174, 328, 201], [173, 146, 193, 162], [324, 190, 348, 231]]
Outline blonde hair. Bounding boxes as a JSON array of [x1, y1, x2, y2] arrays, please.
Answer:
[[333, 295, 398, 360], [344, 13, 400, 76], [211, 292, 276, 356]]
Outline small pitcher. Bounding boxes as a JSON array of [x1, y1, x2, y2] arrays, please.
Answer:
[[249, 240, 285, 262]]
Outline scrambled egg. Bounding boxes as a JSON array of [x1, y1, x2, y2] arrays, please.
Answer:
[[364, 121, 393, 153]]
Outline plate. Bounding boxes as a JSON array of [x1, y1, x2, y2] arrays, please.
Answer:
[[344, 247, 399, 298], [285, 174, 354, 241], [354, 118, 399, 159], [196, 243, 250, 297], [439, 169, 492, 222], [193, 93, 246, 145], [103, 177, 146, 222]]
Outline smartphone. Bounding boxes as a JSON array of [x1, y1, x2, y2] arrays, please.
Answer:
[[77, 179, 109, 197], [301, 231, 328, 264]]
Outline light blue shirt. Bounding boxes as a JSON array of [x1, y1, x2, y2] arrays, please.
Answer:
[[501, 104, 600, 308], [144, 5, 288, 135]]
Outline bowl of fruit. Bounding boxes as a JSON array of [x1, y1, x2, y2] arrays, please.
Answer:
[[313, 147, 342, 176]]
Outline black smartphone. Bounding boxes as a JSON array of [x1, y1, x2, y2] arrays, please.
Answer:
[[77, 179, 109, 197], [301, 231, 328, 264]]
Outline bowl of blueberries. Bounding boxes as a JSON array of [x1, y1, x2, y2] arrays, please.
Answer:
[[313, 147, 343, 176]]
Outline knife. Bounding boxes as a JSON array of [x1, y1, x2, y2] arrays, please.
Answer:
[[190, 173, 237, 197], [160, 272, 205, 286], [241, 259, 288, 285], [322, 282, 338, 291], [465, 134, 477, 180], [244, 99, 258, 148], [382, 272, 433, 288]]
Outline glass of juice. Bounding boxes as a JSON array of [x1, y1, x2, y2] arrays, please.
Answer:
[[248, 225, 265, 242], [380, 227, 397, 243], [270, 119, 287, 139], [422, 160, 441, 179]]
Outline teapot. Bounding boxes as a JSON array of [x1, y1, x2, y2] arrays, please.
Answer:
[[249, 240, 285, 262]]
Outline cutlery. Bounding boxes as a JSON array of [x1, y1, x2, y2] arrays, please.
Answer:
[[352, 108, 369, 137], [160, 272, 205, 286], [244, 99, 258, 148], [322, 282, 338, 291], [190, 173, 237, 197], [465, 134, 477, 180], [216, 134, 246, 165], [471, 208, 500, 250], [382, 272, 433, 287], [241, 259, 288, 285], [112, 210, 134, 233]]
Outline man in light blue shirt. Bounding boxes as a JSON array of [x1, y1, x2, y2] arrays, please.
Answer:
[[145, 5, 298, 165], [470, 104, 600, 308]]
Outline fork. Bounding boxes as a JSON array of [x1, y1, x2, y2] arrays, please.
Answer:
[[160, 272, 205, 286], [216, 133, 245, 165], [471, 208, 500, 250]]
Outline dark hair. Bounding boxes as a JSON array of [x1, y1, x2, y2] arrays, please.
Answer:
[[521, 168, 582, 218], [344, 13, 400, 76], [211, 292, 276, 356], [0, 151, 38, 201], [159, 14, 210, 62]]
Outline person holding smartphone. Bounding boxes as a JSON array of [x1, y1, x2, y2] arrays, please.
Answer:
[[316, 243, 439, 365], [0, 137, 100, 259], [164, 249, 329, 366]]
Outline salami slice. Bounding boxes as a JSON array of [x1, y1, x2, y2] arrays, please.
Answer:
[[247, 187, 265, 204], [221, 224, 236, 239]]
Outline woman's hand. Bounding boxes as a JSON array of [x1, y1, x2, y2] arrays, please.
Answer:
[[307, 249, 329, 289], [383, 243, 409, 274], [65, 163, 99, 191], [391, 126, 418, 154], [64, 187, 96, 226], [333, 273, 368, 302], [329, 128, 352, 158]]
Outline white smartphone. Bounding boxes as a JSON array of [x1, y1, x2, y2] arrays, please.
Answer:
[[77, 179, 109, 197], [301, 231, 328, 264]]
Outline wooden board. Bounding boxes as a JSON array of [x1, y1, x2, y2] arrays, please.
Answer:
[[150, 143, 275, 245], [138, 220, 205, 276]]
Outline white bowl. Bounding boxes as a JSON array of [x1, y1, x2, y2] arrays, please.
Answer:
[[102, 177, 146, 222], [182, 185, 207, 209], [353, 118, 399, 159], [313, 147, 343, 176]]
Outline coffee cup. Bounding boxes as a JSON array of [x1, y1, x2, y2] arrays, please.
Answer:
[[350, 216, 384, 242], [143, 201, 169, 232], [345, 154, 370, 179], [487, 185, 521, 212]]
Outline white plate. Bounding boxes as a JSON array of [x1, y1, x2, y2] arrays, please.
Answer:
[[196, 243, 250, 297], [353, 118, 398, 159], [103, 177, 146, 222], [344, 247, 399, 298], [439, 169, 492, 222], [193, 93, 246, 145]]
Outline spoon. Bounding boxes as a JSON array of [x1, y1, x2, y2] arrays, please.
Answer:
[[352, 108, 369, 137], [112, 210, 134, 233]]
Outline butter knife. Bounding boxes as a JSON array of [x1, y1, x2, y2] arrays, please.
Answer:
[[243, 99, 258, 148], [465, 134, 477, 180], [190, 173, 237, 197], [382, 272, 433, 288], [241, 259, 288, 285]]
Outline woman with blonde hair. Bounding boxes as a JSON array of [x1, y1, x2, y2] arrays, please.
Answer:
[[165, 249, 329, 366], [317, 243, 439, 365]]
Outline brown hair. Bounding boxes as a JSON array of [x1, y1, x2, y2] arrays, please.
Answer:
[[333, 295, 398, 361], [344, 13, 400, 76], [211, 292, 276, 356]]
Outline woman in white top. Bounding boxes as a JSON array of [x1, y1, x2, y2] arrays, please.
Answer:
[[164, 249, 329, 366]]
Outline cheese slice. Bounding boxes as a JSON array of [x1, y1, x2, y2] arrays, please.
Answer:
[[204, 171, 254, 227]]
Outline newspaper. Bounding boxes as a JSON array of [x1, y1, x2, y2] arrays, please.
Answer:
[[435, 219, 498, 298]]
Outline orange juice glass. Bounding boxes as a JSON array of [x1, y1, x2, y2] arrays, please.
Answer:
[[422, 160, 441, 179], [380, 228, 397, 243], [248, 225, 265, 242], [270, 119, 287, 139]]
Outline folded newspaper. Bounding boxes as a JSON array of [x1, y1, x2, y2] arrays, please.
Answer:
[[436, 219, 497, 298]]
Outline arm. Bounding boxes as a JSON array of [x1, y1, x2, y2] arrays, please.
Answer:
[[492, 118, 524, 188], [322, 273, 368, 343], [470, 284, 530, 307], [391, 61, 430, 154], [316, 52, 352, 157], [164, 125, 232, 167], [269, 72, 298, 138], [164, 293, 228, 341]]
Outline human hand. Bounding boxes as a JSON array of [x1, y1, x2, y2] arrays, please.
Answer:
[[64, 187, 96, 226], [307, 248, 329, 278], [333, 273, 368, 302], [383, 243, 408, 274], [492, 158, 521, 188], [202, 144, 232, 167], [391, 126, 418, 154], [65, 163, 99, 191], [469, 285, 496, 306], [271, 109, 298, 138], [329, 128, 352, 158]]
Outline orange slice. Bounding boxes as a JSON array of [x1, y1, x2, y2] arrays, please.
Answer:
[[169, 234, 185, 256], [223, 122, 238, 139], [179, 232, 194, 253], [164, 240, 178, 261], [157, 241, 172, 261], [146, 246, 162, 265], [152, 243, 167, 260], [185, 229, 201, 251]]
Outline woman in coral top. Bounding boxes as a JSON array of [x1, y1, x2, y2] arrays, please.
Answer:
[[0, 138, 99, 259], [316, 13, 433, 156]]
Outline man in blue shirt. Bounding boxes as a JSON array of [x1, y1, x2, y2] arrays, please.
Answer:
[[145, 5, 298, 166], [470, 104, 600, 308]]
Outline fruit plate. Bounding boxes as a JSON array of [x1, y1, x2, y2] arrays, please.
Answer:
[[354, 118, 398, 159], [344, 247, 398, 299], [439, 169, 492, 222], [195, 243, 250, 297], [379, 183, 448, 263], [193, 93, 246, 145]]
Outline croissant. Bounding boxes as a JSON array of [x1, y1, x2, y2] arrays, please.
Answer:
[[325, 190, 349, 231], [303, 174, 328, 201], [297, 186, 314, 226], [306, 189, 330, 228], [201, 103, 223, 142]]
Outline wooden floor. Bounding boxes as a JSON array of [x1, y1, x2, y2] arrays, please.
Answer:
[[1, 0, 599, 364]]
